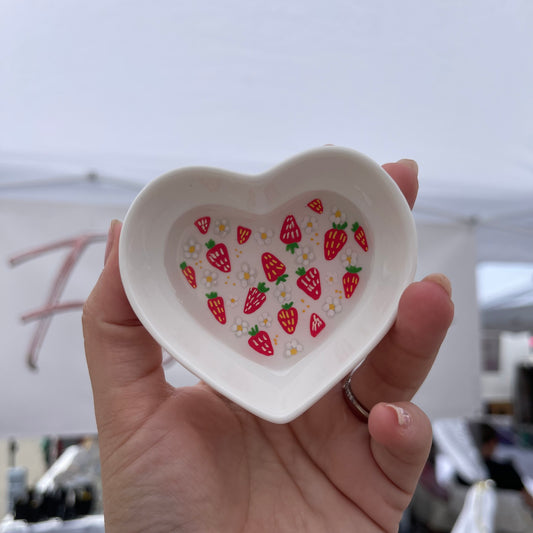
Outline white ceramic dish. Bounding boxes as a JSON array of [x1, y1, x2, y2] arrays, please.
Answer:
[[119, 146, 417, 423]]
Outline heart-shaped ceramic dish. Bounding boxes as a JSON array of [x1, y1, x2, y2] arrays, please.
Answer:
[[119, 146, 417, 423]]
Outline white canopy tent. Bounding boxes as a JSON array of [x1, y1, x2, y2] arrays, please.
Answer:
[[482, 287, 533, 333], [0, 1, 532, 436]]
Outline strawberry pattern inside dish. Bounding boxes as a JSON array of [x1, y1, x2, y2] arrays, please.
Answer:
[[166, 191, 372, 370]]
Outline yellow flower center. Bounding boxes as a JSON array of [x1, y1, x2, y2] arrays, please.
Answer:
[[243, 272, 250, 280], [307, 222, 313, 228], [329, 303, 335, 311], [328, 276, 334, 283], [237, 325, 242, 332], [280, 291, 286, 298], [290, 348, 298, 356], [302, 254, 308, 260], [346, 256, 352, 263], [230, 298, 237, 304], [219, 224, 226, 232], [189, 245, 195, 253], [206, 276, 212, 283], [261, 232, 267, 240], [335, 210, 341, 218]]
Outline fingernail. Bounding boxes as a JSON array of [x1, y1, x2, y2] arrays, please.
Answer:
[[386, 404, 411, 427], [397, 158, 418, 175], [423, 273, 452, 299], [104, 220, 120, 265]]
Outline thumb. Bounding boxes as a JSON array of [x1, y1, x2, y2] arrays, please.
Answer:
[[368, 402, 432, 509], [82, 220, 169, 431]]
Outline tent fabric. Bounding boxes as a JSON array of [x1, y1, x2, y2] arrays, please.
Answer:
[[481, 286, 533, 332], [413, 222, 482, 419], [1, 1, 533, 263], [482, 304, 533, 333]]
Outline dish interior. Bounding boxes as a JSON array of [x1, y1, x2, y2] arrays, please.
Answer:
[[164, 189, 373, 373]]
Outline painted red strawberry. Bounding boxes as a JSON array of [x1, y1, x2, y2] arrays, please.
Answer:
[[342, 266, 362, 299], [261, 252, 288, 285], [310, 313, 326, 337], [206, 292, 226, 324], [243, 282, 270, 314], [295, 267, 321, 300], [351, 222, 369, 252], [180, 261, 197, 288], [248, 325, 274, 356], [324, 222, 348, 260], [280, 214, 302, 253], [277, 302, 298, 334], [194, 216, 211, 234], [237, 225, 252, 245], [205, 239, 231, 272], [307, 198, 324, 214]]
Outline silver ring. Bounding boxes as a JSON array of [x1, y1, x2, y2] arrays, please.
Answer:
[[343, 370, 370, 422]]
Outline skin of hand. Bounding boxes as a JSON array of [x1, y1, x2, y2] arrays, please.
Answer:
[[82, 159, 454, 533]]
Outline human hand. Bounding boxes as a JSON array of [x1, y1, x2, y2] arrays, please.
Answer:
[[82, 159, 454, 533]]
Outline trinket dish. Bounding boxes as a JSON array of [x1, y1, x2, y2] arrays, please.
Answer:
[[119, 146, 417, 422]]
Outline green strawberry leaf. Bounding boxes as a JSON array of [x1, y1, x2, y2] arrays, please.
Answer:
[[258, 282, 270, 293], [346, 266, 362, 273], [286, 243, 299, 254]]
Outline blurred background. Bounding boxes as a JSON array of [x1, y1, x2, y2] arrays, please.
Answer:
[[1, 1, 532, 531]]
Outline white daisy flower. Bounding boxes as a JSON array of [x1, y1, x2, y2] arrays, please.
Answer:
[[202, 269, 218, 288], [324, 272, 337, 286], [254, 227, 274, 246], [285, 339, 303, 357], [183, 238, 201, 260], [231, 317, 249, 337], [258, 312, 272, 328], [300, 215, 318, 234], [323, 296, 342, 318], [340, 247, 358, 268], [227, 295, 240, 308], [214, 219, 230, 238], [329, 206, 346, 225], [274, 282, 292, 304], [237, 262, 257, 288], [295, 246, 315, 266]]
